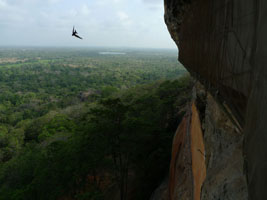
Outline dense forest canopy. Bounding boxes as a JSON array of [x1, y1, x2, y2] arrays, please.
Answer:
[[0, 48, 192, 200]]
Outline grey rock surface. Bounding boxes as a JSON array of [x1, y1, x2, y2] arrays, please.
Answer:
[[201, 94, 247, 200]]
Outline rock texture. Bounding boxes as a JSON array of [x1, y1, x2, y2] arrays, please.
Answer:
[[200, 93, 247, 200], [164, 0, 267, 199], [191, 102, 206, 200], [169, 112, 193, 200], [168, 101, 206, 200]]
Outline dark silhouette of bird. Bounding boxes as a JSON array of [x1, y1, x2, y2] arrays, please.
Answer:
[[72, 26, 83, 40]]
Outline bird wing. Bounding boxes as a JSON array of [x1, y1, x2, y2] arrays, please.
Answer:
[[74, 34, 83, 40]]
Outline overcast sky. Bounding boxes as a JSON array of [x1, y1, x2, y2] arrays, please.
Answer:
[[0, 0, 176, 48]]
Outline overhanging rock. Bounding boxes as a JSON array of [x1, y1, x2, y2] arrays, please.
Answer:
[[164, 0, 267, 199]]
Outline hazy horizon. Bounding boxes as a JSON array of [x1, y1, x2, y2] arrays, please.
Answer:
[[0, 45, 177, 50], [0, 0, 176, 49]]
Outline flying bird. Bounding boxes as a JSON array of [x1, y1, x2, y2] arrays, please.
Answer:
[[72, 26, 83, 40]]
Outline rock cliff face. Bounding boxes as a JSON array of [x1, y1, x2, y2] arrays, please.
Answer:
[[164, 0, 267, 199]]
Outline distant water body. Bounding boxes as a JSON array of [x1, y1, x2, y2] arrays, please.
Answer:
[[99, 52, 126, 55]]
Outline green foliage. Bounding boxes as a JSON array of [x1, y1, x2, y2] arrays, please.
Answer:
[[0, 48, 191, 200], [38, 114, 75, 141]]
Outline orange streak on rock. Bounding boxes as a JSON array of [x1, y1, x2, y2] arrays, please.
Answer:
[[190, 102, 206, 200], [168, 102, 206, 200], [168, 113, 190, 200]]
